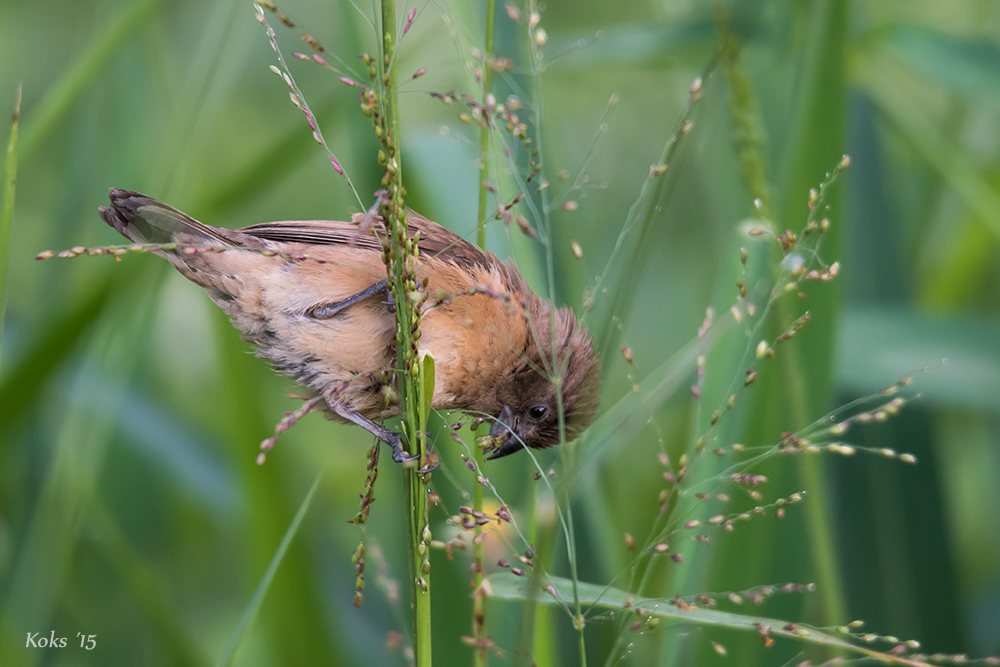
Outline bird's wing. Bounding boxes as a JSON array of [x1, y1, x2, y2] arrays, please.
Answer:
[[238, 219, 381, 248], [239, 211, 496, 272], [101, 190, 492, 273]]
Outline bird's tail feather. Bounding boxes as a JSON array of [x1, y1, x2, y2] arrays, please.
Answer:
[[98, 189, 239, 246]]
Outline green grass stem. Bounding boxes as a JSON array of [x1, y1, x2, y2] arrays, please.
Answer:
[[473, 3, 495, 666], [378, 2, 432, 664]]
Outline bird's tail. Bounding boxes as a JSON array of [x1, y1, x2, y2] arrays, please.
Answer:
[[98, 189, 240, 246]]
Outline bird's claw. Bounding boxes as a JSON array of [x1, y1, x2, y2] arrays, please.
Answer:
[[382, 283, 396, 313], [388, 433, 421, 464], [417, 452, 440, 474], [387, 433, 438, 473]]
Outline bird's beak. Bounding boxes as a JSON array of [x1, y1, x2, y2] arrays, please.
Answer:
[[487, 405, 523, 460]]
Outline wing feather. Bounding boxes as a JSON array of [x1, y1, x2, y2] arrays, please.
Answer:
[[239, 211, 494, 272]]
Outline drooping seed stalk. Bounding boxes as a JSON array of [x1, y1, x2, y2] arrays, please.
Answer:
[[519, 2, 587, 663], [472, 2, 495, 666], [476, 0, 494, 250], [373, 2, 432, 664]]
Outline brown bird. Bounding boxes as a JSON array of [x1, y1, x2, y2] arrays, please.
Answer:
[[98, 189, 601, 463]]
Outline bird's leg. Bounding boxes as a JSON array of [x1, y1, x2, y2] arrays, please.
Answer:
[[382, 283, 396, 313], [310, 279, 394, 319], [326, 400, 423, 465]]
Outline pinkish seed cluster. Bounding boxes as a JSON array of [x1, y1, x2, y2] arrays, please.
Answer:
[[256, 394, 325, 465]]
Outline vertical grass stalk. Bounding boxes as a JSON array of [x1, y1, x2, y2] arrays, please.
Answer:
[[376, 2, 433, 664], [472, 2, 495, 666], [775, 0, 848, 638], [0, 84, 21, 371]]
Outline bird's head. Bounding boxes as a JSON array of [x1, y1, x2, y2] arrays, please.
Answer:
[[486, 304, 601, 460]]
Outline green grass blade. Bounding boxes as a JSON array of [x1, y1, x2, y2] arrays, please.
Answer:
[[870, 86, 1000, 241], [215, 470, 324, 667], [874, 24, 1000, 106], [19, 0, 160, 159], [0, 84, 20, 372], [0, 277, 112, 445], [836, 306, 1000, 409], [191, 96, 347, 216], [88, 505, 204, 667], [0, 267, 161, 653], [772, 0, 849, 635], [547, 20, 716, 67], [487, 573, 929, 665]]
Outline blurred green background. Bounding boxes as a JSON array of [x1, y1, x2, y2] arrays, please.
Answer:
[[1, 0, 999, 665]]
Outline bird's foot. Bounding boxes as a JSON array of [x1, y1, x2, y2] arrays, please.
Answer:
[[388, 433, 439, 473], [416, 451, 440, 474], [388, 431, 421, 464], [382, 283, 395, 313], [326, 400, 436, 471]]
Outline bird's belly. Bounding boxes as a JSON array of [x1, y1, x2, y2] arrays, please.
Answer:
[[222, 293, 399, 418]]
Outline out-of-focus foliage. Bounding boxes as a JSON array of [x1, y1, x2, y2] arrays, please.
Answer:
[[0, 0, 998, 665]]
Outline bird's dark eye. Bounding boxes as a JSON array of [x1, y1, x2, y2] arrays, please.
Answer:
[[528, 404, 548, 420]]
